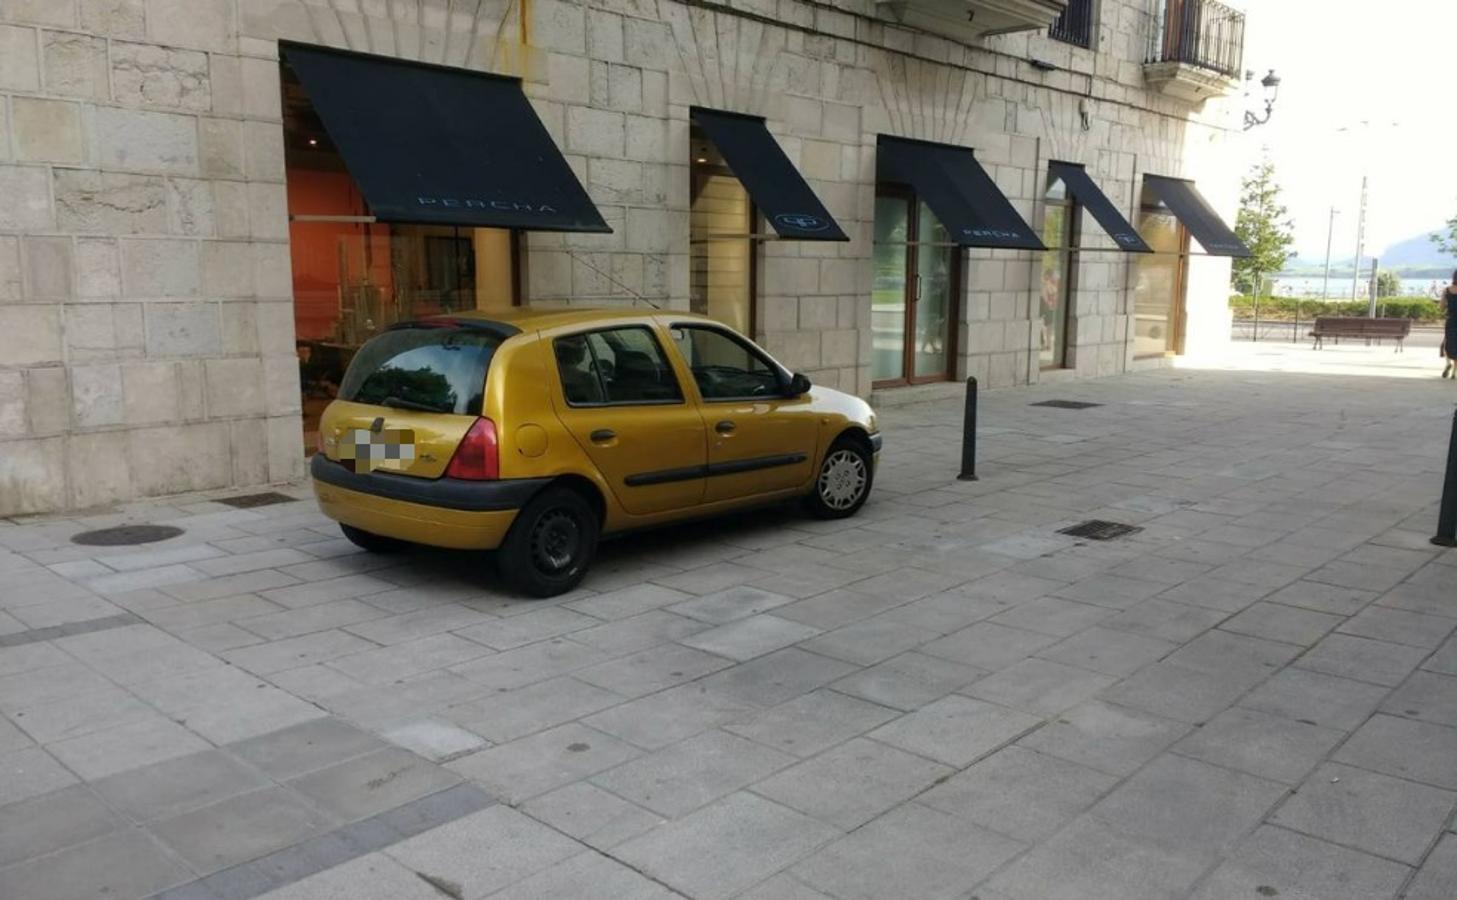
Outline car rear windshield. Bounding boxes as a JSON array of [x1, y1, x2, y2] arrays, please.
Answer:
[[338, 326, 501, 416]]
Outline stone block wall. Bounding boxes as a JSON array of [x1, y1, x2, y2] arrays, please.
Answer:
[[0, 0, 1242, 515], [0, 0, 304, 515]]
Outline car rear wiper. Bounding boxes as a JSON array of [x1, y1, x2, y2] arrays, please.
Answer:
[[382, 396, 451, 413]]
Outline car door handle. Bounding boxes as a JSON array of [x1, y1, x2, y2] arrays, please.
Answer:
[[715, 420, 736, 434], [589, 429, 616, 443]]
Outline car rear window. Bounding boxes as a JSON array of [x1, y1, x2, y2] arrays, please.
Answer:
[[338, 326, 501, 415]]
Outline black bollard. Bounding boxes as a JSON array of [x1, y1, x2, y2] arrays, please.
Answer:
[[958, 376, 978, 482], [1434, 409, 1457, 548]]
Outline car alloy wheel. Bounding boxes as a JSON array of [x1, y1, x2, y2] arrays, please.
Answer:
[[818, 448, 868, 511]]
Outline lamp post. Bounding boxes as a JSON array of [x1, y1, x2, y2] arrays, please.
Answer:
[[1321, 208, 1340, 300], [1333, 121, 1399, 316], [1302, 207, 1341, 343], [1243, 70, 1281, 131], [1352, 175, 1368, 309]]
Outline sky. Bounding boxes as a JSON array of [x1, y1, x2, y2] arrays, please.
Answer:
[[1240, 0, 1457, 262]]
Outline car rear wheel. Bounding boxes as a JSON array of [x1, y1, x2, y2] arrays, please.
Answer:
[[339, 523, 407, 553], [807, 436, 873, 519], [498, 486, 599, 598]]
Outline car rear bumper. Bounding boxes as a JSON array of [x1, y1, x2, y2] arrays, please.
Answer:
[[310, 455, 549, 549]]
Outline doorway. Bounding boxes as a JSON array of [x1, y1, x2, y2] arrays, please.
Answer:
[[871, 188, 960, 386], [689, 125, 757, 336], [1132, 188, 1190, 358]]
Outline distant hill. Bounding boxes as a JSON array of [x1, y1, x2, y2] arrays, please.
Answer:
[[1284, 228, 1454, 277], [1379, 231, 1451, 268]]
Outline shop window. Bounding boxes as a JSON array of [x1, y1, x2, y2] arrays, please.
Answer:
[[1133, 184, 1191, 358], [870, 187, 959, 386], [1039, 173, 1079, 369], [689, 126, 756, 336], [282, 61, 522, 452]]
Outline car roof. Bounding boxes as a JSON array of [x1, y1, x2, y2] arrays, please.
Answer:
[[432, 307, 721, 332]]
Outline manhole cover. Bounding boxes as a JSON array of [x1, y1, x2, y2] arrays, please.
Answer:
[[1058, 520, 1142, 541], [72, 524, 184, 546], [1031, 400, 1103, 409], [215, 491, 298, 509]]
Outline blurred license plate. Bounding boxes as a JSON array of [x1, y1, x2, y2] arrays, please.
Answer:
[[340, 428, 416, 473]]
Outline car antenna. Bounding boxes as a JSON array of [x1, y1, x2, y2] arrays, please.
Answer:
[[564, 250, 662, 310]]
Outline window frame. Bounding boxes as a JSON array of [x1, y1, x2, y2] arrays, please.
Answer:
[[1040, 171, 1082, 370], [668, 323, 791, 403], [551, 325, 686, 409], [1132, 190, 1192, 359], [689, 123, 759, 337], [870, 183, 964, 388]]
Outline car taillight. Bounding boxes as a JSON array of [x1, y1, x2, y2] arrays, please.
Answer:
[[445, 417, 499, 480]]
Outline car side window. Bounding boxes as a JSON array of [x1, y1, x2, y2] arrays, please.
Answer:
[[671, 326, 783, 401], [554, 334, 606, 405], [553, 327, 683, 406]]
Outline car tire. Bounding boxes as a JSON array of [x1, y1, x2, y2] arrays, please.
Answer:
[[806, 436, 874, 519], [498, 486, 600, 598], [339, 523, 406, 553]]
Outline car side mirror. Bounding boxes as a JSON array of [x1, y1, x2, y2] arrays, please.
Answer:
[[786, 372, 812, 397]]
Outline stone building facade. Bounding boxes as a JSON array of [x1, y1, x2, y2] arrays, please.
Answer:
[[0, 0, 1246, 515]]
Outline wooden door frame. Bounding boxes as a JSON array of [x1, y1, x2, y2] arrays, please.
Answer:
[[690, 127, 759, 339], [1133, 203, 1191, 359], [1041, 192, 1082, 371], [872, 185, 962, 388]]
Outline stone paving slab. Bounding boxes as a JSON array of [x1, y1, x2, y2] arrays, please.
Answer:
[[2, 359, 1457, 899]]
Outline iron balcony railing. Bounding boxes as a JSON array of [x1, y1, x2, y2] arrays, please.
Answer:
[[1147, 0, 1245, 79], [1049, 0, 1094, 48]]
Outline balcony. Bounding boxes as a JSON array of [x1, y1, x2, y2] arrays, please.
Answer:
[[876, 0, 1068, 42], [1048, 0, 1093, 48], [1143, 0, 1245, 103]]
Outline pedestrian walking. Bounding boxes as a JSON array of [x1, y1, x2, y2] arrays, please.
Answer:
[[1443, 271, 1457, 379]]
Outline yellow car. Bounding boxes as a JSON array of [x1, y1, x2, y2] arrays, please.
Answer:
[[311, 309, 880, 596]]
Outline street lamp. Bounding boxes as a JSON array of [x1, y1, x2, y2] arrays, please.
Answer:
[[1243, 69, 1281, 131]]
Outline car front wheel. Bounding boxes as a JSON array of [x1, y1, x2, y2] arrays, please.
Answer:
[[498, 486, 600, 597], [807, 436, 873, 519]]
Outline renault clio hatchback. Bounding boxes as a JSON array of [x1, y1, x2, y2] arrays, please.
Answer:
[[311, 309, 880, 596]]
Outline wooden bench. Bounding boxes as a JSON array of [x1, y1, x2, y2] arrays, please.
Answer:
[[1309, 316, 1412, 351]]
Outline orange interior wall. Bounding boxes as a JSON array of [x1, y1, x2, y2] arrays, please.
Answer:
[[286, 169, 393, 341]]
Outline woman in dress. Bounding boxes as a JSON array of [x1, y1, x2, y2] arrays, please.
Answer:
[[1444, 271, 1457, 379]]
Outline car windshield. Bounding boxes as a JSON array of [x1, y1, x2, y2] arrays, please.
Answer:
[[338, 326, 500, 415]]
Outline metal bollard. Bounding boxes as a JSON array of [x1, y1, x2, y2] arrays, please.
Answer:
[[958, 376, 979, 482], [1434, 409, 1457, 547]]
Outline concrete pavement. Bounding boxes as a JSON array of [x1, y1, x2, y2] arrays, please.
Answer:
[[2, 345, 1456, 900]]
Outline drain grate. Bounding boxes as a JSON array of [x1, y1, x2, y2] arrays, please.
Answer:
[[1058, 520, 1143, 541], [1031, 400, 1103, 410], [215, 491, 299, 509], [72, 524, 184, 546]]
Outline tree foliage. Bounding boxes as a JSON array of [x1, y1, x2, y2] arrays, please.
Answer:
[[1231, 158, 1296, 296], [1375, 269, 1402, 298], [1431, 215, 1457, 258]]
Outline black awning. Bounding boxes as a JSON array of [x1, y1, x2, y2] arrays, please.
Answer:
[[1048, 162, 1151, 253], [1143, 175, 1249, 257], [876, 136, 1044, 250], [281, 44, 609, 233], [690, 108, 848, 241]]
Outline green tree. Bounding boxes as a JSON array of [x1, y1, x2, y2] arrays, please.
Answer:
[[1231, 158, 1296, 298], [1375, 269, 1401, 298], [1431, 215, 1457, 257]]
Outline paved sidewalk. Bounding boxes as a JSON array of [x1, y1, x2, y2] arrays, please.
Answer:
[[2, 351, 1456, 900]]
